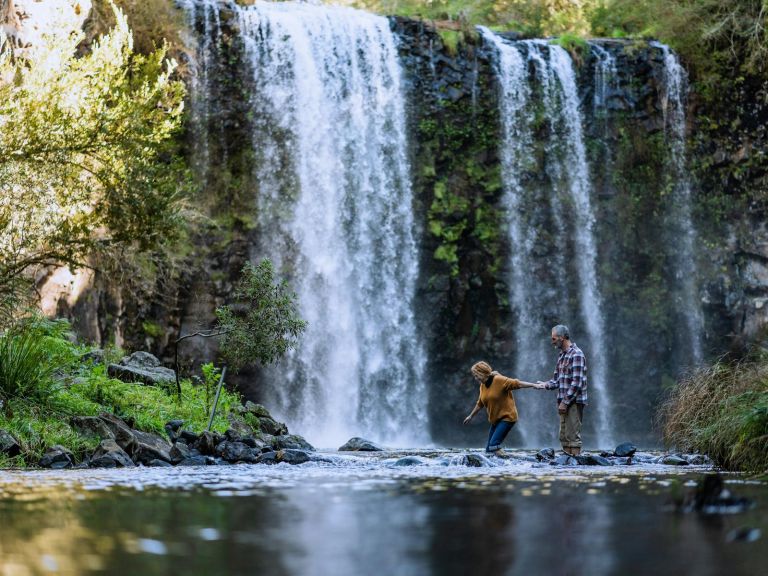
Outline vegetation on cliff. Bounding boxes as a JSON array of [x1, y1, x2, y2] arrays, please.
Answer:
[[660, 356, 768, 473], [0, 5, 187, 324]]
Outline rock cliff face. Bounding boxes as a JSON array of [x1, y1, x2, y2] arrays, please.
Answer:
[[44, 4, 768, 446]]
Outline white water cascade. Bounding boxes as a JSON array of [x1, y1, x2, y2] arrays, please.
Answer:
[[655, 43, 705, 366], [227, 1, 426, 447], [480, 29, 615, 447]]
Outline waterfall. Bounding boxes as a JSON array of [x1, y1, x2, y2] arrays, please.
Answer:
[[654, 43, 704, 366], [480, 30, 615, 447], [216, 1, 426, 447]]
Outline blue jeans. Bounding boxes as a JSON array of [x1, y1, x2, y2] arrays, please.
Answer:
[[486, 420, 516, 452]]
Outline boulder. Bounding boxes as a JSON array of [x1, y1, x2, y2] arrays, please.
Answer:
[[98, 413, 138, 455], [258, 417, 288, 436], [551, 454, 577, 466], [614, 442, 637, 457], [195, 431, 223, 456], [107, 351, 176, 387], [0, 430, 21, 457], [71, 416, 115, 440], [273, 434, 315, 452], [661, 454, 689, 466], [164, 420, 184, 442], [536, 448, 555, 461], [79, 349, 105, 365], [227, 413, 256, 438], [338, 437, 383, 452], [461, 454, 486, 467], [256, 451, 279, 465], [169, 442, 192, 464], [147, 459, 173, 467], [90, 439, 135, 468], [131, 430, 172, 465], [39, 445, 75, 469], [276, 449, 311, 465], [179, 430, 199, 445], [217, 441, 258, 463], [574, 454, 613, 466], [393, 456, 427, 466]]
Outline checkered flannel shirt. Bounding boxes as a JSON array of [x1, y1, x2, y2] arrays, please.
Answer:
[[545, 342, 588, 405]]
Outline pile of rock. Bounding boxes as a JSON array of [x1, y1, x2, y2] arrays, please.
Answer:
[[535, 442, 712, 467], [0, 401, 316, 470]]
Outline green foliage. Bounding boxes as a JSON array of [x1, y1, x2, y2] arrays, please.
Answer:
[[216, 260, 308, 371], [0, 317, 75, 405], [201, 362, 222, 412], [0, 3, 187, 323], [659, 358, 768, 472]]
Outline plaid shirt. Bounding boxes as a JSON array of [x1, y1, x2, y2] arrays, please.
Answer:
[[545, 343, 588, 405]]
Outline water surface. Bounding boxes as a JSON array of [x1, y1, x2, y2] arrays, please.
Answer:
[[1, 450, 765, 576]]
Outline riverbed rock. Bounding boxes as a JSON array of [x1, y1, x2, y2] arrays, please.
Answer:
[[393, 456, 428, 466], [536, 448, 555, 461], [131, 430, 172, 465], [273, 434, 315, 451], [256, 451, 279, 465], [614, 442, 637, 457], [575, 454, 613, 466], [227, 413, 256, 438], [147, 459, 174, 467], [460, 454, 487, 467], [39, 445, 75, 469], [551, 454, 578, 466], [71, 416, 115, 440], [217, 441, 258, 463], [195, 431, 223, 455], [177, 455, 213, 466], [164, 420, 184, 442], [685, 453, 711, 465], [90, 439, 135, 468], [169, 442, 192, 464], [107, 351, 176, 387], [276, 449, 311, 465], [179, 430, 199, 445], [661, 454, 689, 466], [338, 437, 384, 451], [98, 413, 138, 454], [0, 430, 21, 457]]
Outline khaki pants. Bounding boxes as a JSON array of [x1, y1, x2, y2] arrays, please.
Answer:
[[559, 403, 584, 450]]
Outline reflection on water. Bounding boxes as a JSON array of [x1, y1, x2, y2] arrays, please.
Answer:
[[0, 451, 766, 576]]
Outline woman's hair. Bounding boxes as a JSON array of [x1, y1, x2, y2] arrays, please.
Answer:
[[471, 361, 493, 383]]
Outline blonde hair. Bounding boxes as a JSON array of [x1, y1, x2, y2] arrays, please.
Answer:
[[471, 361, 493, 382]]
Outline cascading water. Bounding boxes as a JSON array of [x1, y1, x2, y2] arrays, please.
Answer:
[[479, 29, 614, 447], [654, 42, 705, 366], [224, 1, 426, 447]]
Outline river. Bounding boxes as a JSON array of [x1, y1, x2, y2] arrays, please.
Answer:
[[1, 450, 765, 575]]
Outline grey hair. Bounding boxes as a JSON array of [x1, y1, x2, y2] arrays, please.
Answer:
[[551, 324, 570, 339]]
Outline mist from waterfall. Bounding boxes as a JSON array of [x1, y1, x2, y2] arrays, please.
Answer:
[[479, 29, 615, 447]]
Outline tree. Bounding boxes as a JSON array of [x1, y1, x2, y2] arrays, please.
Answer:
[[0, 3, 187, 323], [174, 259, 308, 399]]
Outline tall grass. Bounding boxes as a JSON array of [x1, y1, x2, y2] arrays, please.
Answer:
[[659, 358, 768, 472]]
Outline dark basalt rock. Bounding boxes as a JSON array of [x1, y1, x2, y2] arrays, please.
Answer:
[[551, 454, 578, 466], [107, 351, 176, 387], [257, 451, 279, 465], [98, 412, 138, 455], [536, 448, 555, 461], [147, 459, 174, 467], [217, 441, 258, 463], [614, 442, 637, 457], [131, 430, 172, 465], [338, 437, 383, 452], [661, 454, 689, 466], [71, 416, 115, 440], [90, 439, 135, 468], [165, 420, 184, 442], [39, 445, 75, 469], [169, 442, 192, 464], [393, 456, 427, 466], [243, 401, 272, 418], [273, 434, 315, 452], [258, 416, 288, 436], [195, 431, 223, 456], [0, 430, 21, 457], [574, 454, 613, 466], [179, 430, 199, 444], [276, 449, 311, 465], [461, 454, 486, 467]]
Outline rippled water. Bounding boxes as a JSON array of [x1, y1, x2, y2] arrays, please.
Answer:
[[1, 450, 765, 576]]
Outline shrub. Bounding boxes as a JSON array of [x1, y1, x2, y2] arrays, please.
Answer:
[[659, 357, 768, 472]]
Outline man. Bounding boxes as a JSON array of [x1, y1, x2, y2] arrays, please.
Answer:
[[537, 324, 587, 456]]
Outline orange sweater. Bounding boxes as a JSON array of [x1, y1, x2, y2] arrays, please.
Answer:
[[476, 374, 522, 424]]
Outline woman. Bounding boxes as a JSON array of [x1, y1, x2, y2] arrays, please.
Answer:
[[463, 361, 543, 457]]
